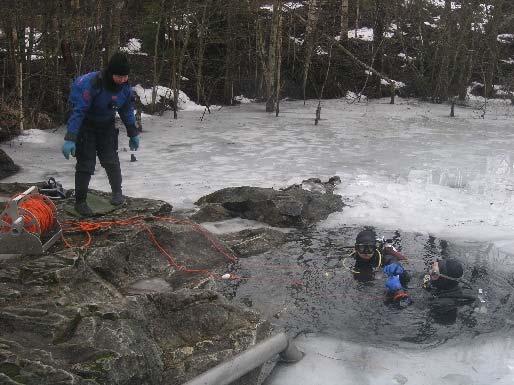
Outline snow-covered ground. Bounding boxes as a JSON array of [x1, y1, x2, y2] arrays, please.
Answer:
[[266, 333, 514, 385], [2, 97, 514, 384], [4, 97, 514, 252]]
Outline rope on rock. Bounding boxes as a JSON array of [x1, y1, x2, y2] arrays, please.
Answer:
[[60, 215, 237, 279]]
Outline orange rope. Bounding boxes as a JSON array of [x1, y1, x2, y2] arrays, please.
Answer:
[[60, 215, 238, 279], [1, 195, 56, 235]]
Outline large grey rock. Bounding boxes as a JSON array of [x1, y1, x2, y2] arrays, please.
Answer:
[[193, 176, 344, 227], [0, 183, 272, 385], [0, 150, 19, 181]]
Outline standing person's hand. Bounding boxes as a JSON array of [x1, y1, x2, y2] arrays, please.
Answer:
[[62, 141, 76, 159], [129, 135, 140, 151]]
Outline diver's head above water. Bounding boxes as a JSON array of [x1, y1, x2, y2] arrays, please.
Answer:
[[355, 229, 377, 261], [429, 258, 464, 290]]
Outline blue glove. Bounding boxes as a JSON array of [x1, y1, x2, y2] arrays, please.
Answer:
[[129, 135, 140, 151], [62, 141, 76, 160], [385, 275, 403, 293], [383, 262, 405, 277]]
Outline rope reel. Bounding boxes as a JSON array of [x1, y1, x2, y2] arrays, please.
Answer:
[[0, 186, 62, 255]]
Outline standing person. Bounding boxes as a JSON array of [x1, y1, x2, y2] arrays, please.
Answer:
[[62, 52, 141, 217]]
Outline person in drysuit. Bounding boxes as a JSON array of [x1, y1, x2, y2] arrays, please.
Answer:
[[62, 52, 140, 217], [423, 258, 477, 324], [352, 229, 412, 306]]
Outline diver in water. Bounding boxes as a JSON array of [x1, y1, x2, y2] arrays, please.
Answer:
[[423, 258, 477, 324], [351, 229, 412, 306]]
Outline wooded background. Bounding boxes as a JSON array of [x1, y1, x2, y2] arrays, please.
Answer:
[[0, 0, 513, 138]]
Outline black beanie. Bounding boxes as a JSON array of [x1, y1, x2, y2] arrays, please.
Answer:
[[107, 52, 130, 76], [355, 229, 376, 245], [438, 259, 463, 279]]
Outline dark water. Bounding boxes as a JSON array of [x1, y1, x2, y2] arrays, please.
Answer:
[[221, 227, 514, 348]]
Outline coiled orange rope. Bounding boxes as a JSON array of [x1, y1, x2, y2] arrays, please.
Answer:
[[0, 195, 56, 235]]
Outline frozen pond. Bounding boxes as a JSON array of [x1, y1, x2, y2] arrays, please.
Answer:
[[2, 97, 514, 383]]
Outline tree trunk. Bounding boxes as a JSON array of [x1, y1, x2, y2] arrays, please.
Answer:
[[196, 1, 209, 104], [355, 0, 360, 37], [10, 20, 23, 133], [223, 0, 237, 105], [372, 0, 386, 97], [433, 0, 453, 102], [1, 58, 6, 102], [151, 0, 165, 112], [340, 0, 349, 41], [265, 1, 281, 112], [255, 14, 268, 101], [171, 0, 191, 119], [109, 0, 124, 57], [484, 0, 504, 98], [274, 0, 283, 116], [302, 0, 319, 104]]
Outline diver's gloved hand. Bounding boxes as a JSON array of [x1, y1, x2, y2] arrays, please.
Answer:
[[62, 140, 76, 159], [129, 135, 140, 151], [423, 274, 431, 289], [394, 290, 413, 307], [385, 275, 403, 293], [383, 262, 405, 277]]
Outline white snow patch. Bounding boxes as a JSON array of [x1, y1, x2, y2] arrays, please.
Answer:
[[315, 46, 328, 55], [201, 218, 290, 235], [289, 36, 304, 45], [501, 58, 514, 65], [498, 34, 514, 44], [120, 38, 148, 56], [260, 5, 273, 11], [14, 129, 52, 144], [397, 53, 414, 62], [132, 85, 208, 111], [234, 95, 254, 104], [429, 0, 461, 9], [345, 91, 367, 102], [283, 2, 303, 10], [348, 27, 374, 42], [87, 25, 103, 32], [381, 79, 405, 88], [268, 333, 514, 385], [424, 21, 437, 28]]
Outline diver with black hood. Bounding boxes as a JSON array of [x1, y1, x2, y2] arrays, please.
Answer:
[[350, 229, 412, 306], [423, 258, 477, 324], [62, 52, 141, 217]]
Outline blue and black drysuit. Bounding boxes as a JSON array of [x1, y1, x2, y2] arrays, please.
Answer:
[[424, 274, 476, 324], [65, 70, 138, 203]]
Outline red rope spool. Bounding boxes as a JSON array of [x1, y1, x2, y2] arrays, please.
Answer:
[[0, 194, 57, 236]]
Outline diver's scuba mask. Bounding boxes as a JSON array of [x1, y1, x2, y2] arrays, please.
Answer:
[[355, 243, 376, 254]]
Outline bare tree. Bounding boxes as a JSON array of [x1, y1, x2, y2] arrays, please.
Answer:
[[484, 0, 505, 98], [340, 0, 349, 42], [302, 0, 319, 104], [274, 0, 283, 116]]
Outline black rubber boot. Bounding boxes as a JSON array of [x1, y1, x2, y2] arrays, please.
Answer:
[[110, 191, 125, 206], [74, 171, 93, 217], [74, 201, 93, 217], [104, 164, 125, 205]]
